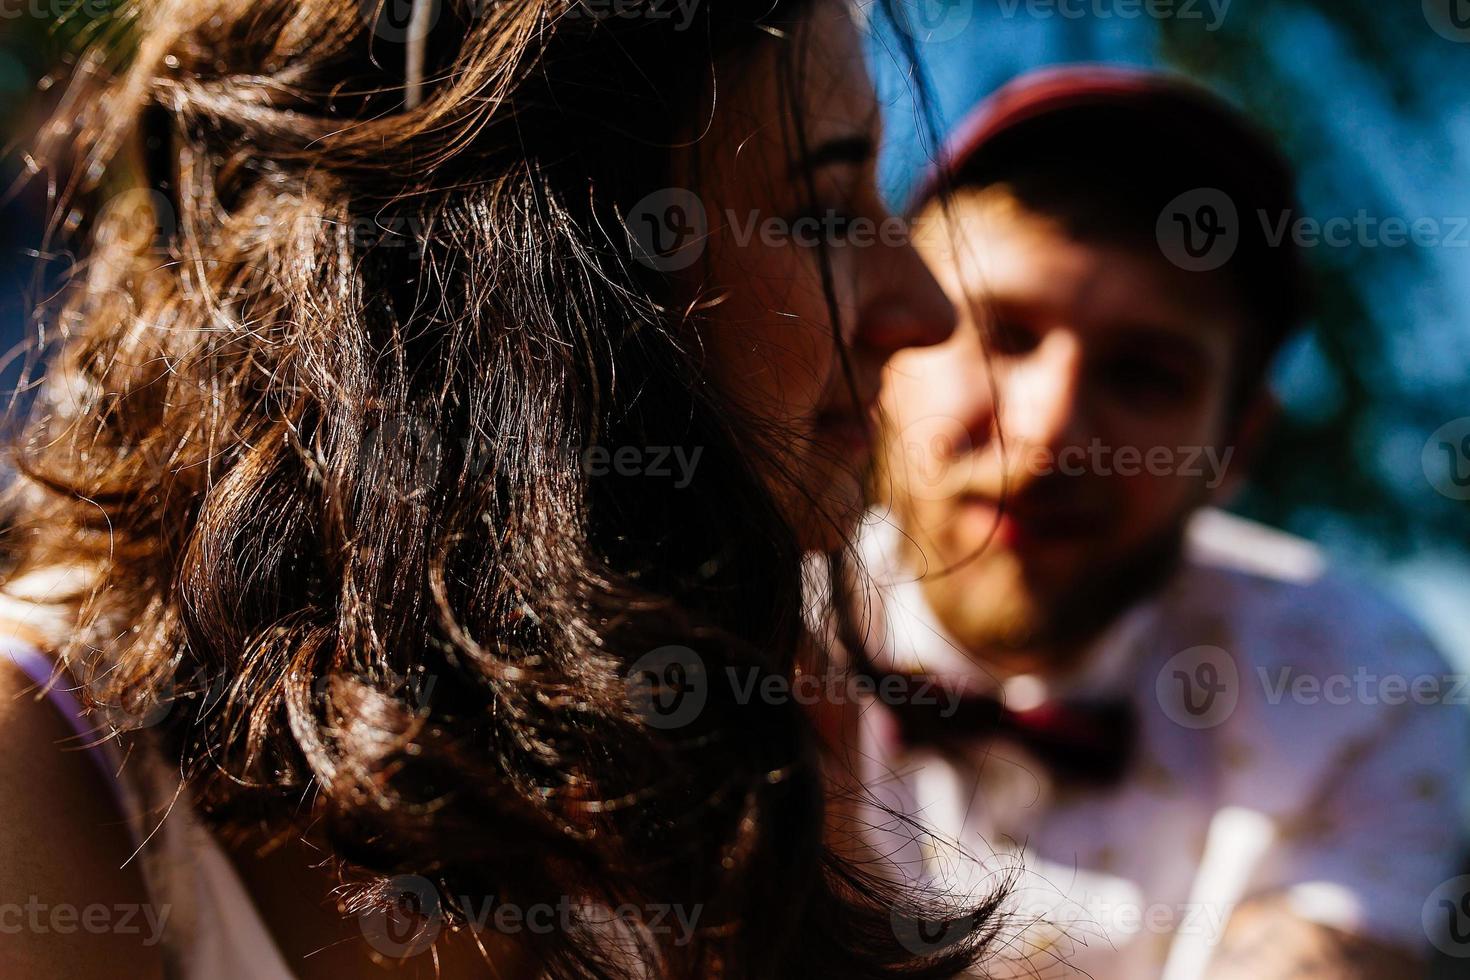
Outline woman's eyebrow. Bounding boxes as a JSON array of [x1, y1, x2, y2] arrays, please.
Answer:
[[789, 134, 874, 176]]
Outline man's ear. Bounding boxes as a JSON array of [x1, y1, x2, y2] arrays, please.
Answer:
[[1209, 387, 1278, 504]]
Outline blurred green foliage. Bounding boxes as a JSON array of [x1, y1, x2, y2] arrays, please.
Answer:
[[1159, 0, 1470, 559]]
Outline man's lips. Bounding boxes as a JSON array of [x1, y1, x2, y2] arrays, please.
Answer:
[[956, 491, 1109, 547]]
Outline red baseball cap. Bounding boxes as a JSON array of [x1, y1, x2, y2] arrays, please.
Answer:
[[908, 63, 1292, 214], [906, 63, 1307, 362]]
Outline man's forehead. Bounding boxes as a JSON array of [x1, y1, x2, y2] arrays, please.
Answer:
[[917, 190, 1242, 346]]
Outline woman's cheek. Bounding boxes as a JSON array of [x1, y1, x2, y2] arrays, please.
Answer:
[[742, 248, 842, 416]]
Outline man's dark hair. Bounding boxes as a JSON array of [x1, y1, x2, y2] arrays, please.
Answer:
[[921, 86, 1309, 401]]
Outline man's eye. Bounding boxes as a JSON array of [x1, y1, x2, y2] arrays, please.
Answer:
[[987, 319, 1038, 356], [1103, 357, 1197, 406]]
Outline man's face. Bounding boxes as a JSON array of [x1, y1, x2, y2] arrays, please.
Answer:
[[879, 188, 1247, 666]]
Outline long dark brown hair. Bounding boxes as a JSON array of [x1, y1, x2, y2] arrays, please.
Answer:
[[4, 0, 1002, 976]]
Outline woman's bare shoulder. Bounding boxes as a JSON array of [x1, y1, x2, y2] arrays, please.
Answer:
[[0, 653, 166, 979]]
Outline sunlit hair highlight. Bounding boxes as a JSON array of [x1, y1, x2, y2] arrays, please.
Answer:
[[3, 0, 1003, 976]]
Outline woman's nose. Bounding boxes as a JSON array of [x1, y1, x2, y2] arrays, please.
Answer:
[[853, 238, 958, 356]]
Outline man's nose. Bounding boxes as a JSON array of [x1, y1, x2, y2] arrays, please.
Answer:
[[853, 238, 957, 357], [1000, 329, 1089, 453]]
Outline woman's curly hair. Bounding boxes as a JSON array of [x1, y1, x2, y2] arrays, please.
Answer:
[[3, 0, 1003, 976]]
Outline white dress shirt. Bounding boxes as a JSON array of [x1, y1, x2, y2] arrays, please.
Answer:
[[850, 507, 1468, 978]]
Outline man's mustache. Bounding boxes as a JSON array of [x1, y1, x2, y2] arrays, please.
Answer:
[[895, 438, 1237, 500], [893, 452, 1117, 515]]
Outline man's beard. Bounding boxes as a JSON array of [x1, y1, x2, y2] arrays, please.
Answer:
[[910, 516, 1190, 672]]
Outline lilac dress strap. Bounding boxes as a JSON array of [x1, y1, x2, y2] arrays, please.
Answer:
[[2, 638, 138, 825], [3, 637, 303, 978]]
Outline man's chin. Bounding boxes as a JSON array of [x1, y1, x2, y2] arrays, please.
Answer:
[[918, 524, 1190, 664], [919, 553, 1067, 655]]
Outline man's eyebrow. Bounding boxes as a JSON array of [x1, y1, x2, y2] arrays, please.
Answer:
[[789, 135, 874, 177]]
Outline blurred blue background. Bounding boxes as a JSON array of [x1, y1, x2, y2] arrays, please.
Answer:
[[864, 0, 1470, 665], [1, 1, 1467, 660]]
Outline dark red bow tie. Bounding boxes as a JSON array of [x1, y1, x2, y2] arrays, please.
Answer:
[[874, 672, 1138, 788]]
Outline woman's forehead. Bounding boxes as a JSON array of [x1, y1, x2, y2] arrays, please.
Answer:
[[703, 0, 879, 152]]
